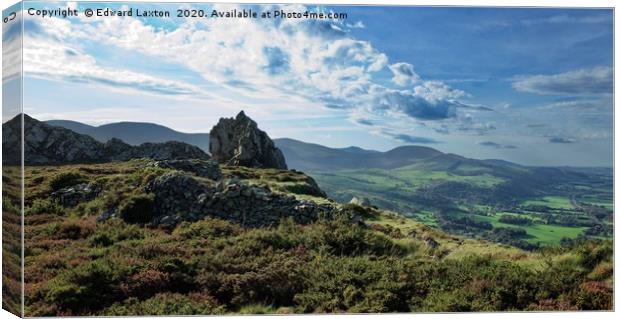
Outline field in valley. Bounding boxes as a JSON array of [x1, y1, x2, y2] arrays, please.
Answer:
[[308, 163, 613, 248]]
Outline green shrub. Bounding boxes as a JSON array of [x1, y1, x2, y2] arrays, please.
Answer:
[[42, 258, 131, 313], [156, 257, 198, 293], [89, 220, 146, 247], [535, 257, 587, 301], [575, 240, 612, 270], [52, 220, 95, 240], [74, 198, 106, 217], [414, 256, 539, 312], [49, 172, 87, 191], [573, 281, 612, 310], [238, 304, 276, 314], [173, 218, 242, 240], [197, 249, 306, 308], [119, 194, 155, 224], [295, 256, 413, 313], [26, 199, 65, 216], [308, 216, 406, 256], [101, 292, 225, 316], [120, 269, 171, 299]]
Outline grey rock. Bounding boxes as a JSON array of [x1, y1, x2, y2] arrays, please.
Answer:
[[97, 208, 117, 222], [52, 183, 101, 207], [349, 196, 372, 206], [209, 111, 287, 169], [144, 173, 335, 228], [156, 214, 183, 228], [145, 171, 212, 218]]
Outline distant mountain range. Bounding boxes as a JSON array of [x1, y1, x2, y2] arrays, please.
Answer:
[[45, 119, 474, 171], [276, 138, 452, 171], [39, 118, 607, 179], [46, 120, 212, 152], [2, 115, 209, 165]]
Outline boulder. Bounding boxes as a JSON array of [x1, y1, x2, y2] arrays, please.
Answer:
[[52, 183, 101, 207], [148, 159, 222, 180], [349, 196, 371, 206], [209, 111, 287, 169]]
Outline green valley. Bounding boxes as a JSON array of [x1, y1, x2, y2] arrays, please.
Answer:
[[307, 161, 613, 249]]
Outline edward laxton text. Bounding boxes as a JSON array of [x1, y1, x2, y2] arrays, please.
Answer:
[[95, 8, 170, 17]]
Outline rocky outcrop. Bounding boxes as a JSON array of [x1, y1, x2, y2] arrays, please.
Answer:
[[13, 114, 107, 164], [2, 114, 210, 165], [148, 159, 222, 180], [52, 183, 101, 207], [349, 196, 372, 206], [209, 111, 287, 169], [142, 172, 333, 227]]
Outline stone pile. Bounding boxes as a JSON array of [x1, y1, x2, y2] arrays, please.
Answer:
[[143, 173, 334, 227]]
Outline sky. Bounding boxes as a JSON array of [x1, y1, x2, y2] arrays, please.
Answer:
[[2, 1, 614, 167]]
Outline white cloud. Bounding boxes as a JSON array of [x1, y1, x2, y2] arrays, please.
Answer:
[[413, 81, 466, 102], [541, 99, 611, 111], [512, 66, 612, 95], [23, 3, 475, 144], [389, 62, 420, 87], [23, 36, 200, 96]]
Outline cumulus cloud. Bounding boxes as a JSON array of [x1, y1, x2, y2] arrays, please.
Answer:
[[389, 62, 420, 86], [370, 88, 459, 120], [22, 3, 477, 144], [512, 66, 612, 95], [23, 37, 199, 96], [20, 13, 201, 96]]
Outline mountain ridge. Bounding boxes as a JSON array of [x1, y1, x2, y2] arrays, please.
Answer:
[[3, 115, 210, 165], [40, 117, 591, 173], [45, 119, 484, 171], [46, 119, 211, 151]]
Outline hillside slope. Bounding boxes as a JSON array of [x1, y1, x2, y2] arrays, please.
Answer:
[[17, 160, 613, 315]]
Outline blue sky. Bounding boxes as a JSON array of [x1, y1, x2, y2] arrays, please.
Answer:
[[4, 2, 613, 166]]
